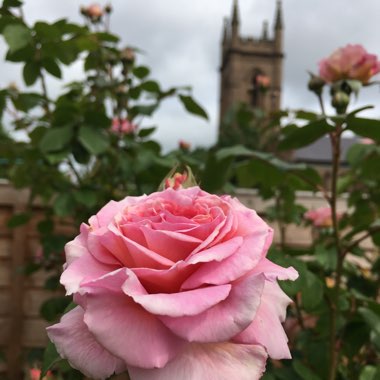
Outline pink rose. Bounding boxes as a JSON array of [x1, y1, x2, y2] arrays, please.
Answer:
[[360, 138, 374, 145], [178, 139, 191, 151], [86, 3, 103, 19], [111, 118, 136, 135], [164, 172, 188, 190], [304, 207, 342, 228], [256, 74, 271, 90], [29, 368, 54, 380], [319, 44, 380, 84], [47, 187, 298, 380]]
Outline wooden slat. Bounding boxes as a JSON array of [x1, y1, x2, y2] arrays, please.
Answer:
[[0, 261, 11, 287], [23, 319, 49, 347], [0, 318, 11, 345], [0, 291, 10, 316], [24, 269, 56, 289], [7, 206, 27, 380], [0, 238, 11, 258], [23, 289, 63, 318]]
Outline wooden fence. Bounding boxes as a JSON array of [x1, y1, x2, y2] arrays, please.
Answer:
[[0, 181, 374, 379]]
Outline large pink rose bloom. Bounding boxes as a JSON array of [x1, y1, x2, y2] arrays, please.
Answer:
[[319, 44, 380, 84], [47, 187, 298, 380]]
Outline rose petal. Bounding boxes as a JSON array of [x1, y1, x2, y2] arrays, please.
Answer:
[[182, 230, 271, 290], [81, 270, 185, 369], [98, 224, 175, 268], [65, 223, 90, 265], [130, 237, 243, 294], [160, 273, 265, 342], [122, 270, 232, 317], [252, 258, 299, 281], [128, 342, 267, 380], [47, 306, 127, 379], [140, 226, 202, 262], [233, 280, 293, 359], [61, 253, 118, 295]]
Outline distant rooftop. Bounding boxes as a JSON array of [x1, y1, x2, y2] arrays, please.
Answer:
[[294, 136, 360, 165]]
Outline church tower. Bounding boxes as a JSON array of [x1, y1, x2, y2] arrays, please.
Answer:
[[219, 0, 284, 126]]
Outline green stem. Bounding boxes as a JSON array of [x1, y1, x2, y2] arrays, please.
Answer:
[[39, 71, 51, 117], [317, 93, 326, 116], [327, 126, 344, 380]]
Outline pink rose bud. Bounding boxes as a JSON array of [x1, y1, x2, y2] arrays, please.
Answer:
[[29, 368, 54, 380], [179, 140, 191, 151], [111, 118, 136, 135], [86, 3, 103, 19], [47, 186, 298, 379], [360, 138, 374, 145], [256, 74, 270, 91], [121, 47, 136, 64], [304, 207, 343, 228], [165, 172, 188, 190], [319, 44, 380, 84]]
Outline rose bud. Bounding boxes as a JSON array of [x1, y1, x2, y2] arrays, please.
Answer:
[[331, 91, 350, 114], [179, 140, 191, 151], [121, 47, 136, 64], [307, 73, 325, 95], [87, 3, 103, 20]]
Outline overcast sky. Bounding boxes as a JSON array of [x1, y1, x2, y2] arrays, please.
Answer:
[[2, 0, 380, 150]]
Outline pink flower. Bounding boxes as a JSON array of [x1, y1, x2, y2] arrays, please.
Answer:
[[179, 140, 191, 151], [319, 44, 380, 84], [304, 207, 342, 228], [164, 172, 187, 190], [360, 138, 374, 145], [256, 74, 270, 90], [29, 368, 54, 380], [47, 187, 298, 380], [86, 3, 103, 19], [111, 118, 136, 135]]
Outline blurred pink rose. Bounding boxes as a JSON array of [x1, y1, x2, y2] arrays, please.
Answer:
[[111, 118, 136, 135], [178, 139, 191, 151], [304, 207, 342, 228], [86, 3, 103, 19], [164, 172, 187, 190], [47, 187, 297, 380], [360, 138, 374, 145], [29, 368, 54, 380], [319, 44, 380, 84], [256, 74, 270, 90]]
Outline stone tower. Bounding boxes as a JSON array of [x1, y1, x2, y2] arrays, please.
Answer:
[[219, 0, 284, 125]]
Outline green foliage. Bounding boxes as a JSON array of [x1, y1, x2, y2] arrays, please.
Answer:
[[178, 94, 208, 120], [278, 118, 334, 151]]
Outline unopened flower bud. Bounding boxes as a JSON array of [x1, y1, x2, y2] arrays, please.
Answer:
[[331, 91, 350, 114], [80, 6, 88, 16], [8, 82, 18, 92], [105, 3, 112, 13], [307, 73, 325, 95], [179, 140, 191, 151], [121, 47, 135, 64]]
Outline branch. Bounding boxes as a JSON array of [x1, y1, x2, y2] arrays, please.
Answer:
[[343, 226, 380, 256]]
